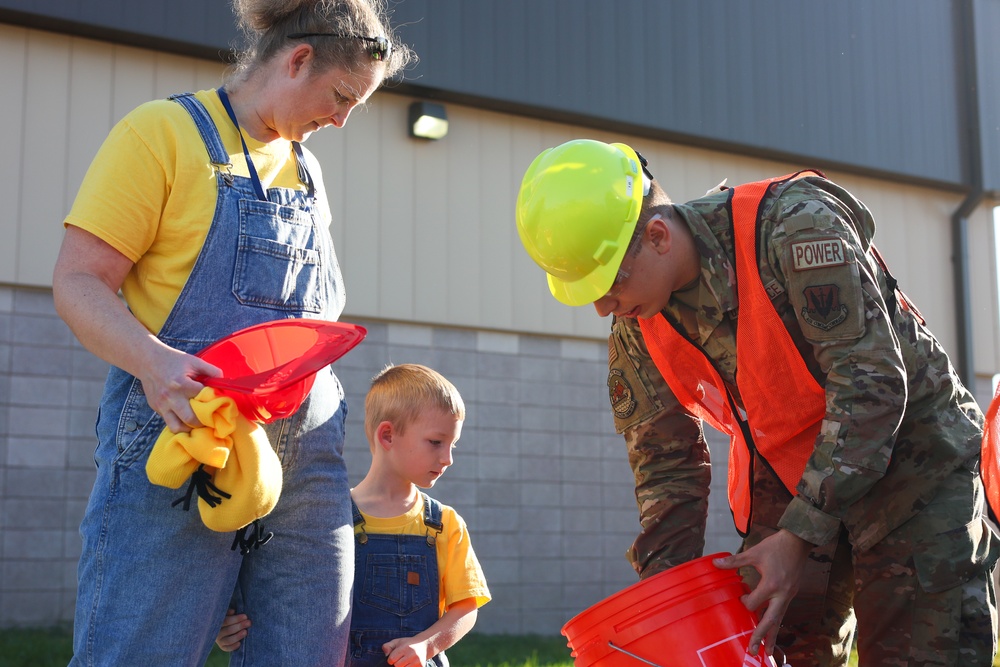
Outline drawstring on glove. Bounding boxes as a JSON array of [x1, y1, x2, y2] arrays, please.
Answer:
[[232, 519, 274, 555], [170, 464, 232, 511]]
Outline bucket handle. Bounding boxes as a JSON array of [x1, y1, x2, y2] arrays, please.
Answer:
[[607, 641, 667, 667]]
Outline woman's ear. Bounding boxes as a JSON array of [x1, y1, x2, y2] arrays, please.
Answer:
[[375, 420, 394, 451], [287, 43, 313, 78]]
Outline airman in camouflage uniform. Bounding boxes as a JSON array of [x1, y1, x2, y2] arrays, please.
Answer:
[[606, 175, 997, 666], [515, 140, 998, 667]]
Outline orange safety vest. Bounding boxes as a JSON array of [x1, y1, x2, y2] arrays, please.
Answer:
[[983, 383, 1000, 521], [638, 172, 826, 535]]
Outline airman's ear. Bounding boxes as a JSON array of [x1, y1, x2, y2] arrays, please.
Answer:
[[645, 212, 672, 256]]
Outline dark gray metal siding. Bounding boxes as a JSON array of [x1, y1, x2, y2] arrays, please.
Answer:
[[389, 0, 970, 190], [2, 0, 996, 193], [0, 0, 238, 59]]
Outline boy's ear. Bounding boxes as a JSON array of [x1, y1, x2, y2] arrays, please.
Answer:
[[375, 420, 394, 450]]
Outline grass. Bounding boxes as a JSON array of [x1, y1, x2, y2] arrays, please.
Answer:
[[447, 633, 574, 666], [0, 627, 574, 667], [3, 626, 997, 667], [0, 626, 242, 667], [0, 627, 78, 667]]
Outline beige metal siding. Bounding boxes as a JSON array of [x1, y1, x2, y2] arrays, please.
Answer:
[[1, 24, 222, 288], [0, 25, 26, 284], [5, 24, 998, 374], [973, 204, 1000, 376]]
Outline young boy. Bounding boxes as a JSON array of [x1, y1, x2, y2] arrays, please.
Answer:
[[217, 364, 491, 666]]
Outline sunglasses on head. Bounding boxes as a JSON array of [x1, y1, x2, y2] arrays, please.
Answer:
[[287, 32, 392, 61]]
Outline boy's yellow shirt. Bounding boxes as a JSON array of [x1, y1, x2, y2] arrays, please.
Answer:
[[64, 89, 308, 334], [354, 493, 492, 617]]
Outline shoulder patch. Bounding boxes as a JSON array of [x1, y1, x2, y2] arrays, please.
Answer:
[[790, 238, 847, 271], [801, 284, 848, 331], [608, 369, 637, 419], [763, 279, 785, 300], [783, 213, 816, 233]]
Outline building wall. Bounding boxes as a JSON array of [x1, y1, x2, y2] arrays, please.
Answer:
[[0, 284, 740, 632], [2, 24, 998, 635], [5, 0, 999, 193], [4, 24, 997, 352]]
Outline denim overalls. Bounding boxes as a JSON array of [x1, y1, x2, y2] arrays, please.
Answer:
[[71, 91, 354, 667], [349, 494, 449, 667]]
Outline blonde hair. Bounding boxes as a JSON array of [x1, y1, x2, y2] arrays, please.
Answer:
[[364, 364, 465, 443], [228, 0, 414, 81]]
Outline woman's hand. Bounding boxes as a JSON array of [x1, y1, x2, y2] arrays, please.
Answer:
[[137, 343, 221, 433]]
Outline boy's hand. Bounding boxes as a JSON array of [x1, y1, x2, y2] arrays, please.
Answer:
[[383, 636, 430, 667], [216, 608, 251, 652]]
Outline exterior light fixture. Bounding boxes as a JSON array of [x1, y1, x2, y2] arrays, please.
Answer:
[[408, 101, 448, 140]]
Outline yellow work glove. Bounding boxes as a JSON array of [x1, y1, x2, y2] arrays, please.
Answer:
[[146, 387, 283, 533]]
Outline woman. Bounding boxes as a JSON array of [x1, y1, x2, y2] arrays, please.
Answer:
[[52, 1, 412, 664]]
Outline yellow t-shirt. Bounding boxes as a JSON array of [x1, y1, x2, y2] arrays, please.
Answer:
[[64, 89, 311, 334], [353, 494, 492, 617]]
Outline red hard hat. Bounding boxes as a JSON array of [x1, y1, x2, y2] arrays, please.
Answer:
[[196, 319, 366, 423]]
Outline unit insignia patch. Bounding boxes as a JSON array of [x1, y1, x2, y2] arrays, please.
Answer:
[[608, 369, 636, 419], [802, 284, 848, 331]]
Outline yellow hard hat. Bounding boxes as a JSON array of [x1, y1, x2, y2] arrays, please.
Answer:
[[515, 139, 648, 306]]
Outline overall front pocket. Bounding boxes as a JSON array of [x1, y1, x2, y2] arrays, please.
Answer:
[[359, 552, 435, 616], [233, 199, 325, 312]]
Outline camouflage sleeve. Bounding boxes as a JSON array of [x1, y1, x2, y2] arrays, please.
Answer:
[[609, 316, 712, 578], [765, 185, 907, 546]]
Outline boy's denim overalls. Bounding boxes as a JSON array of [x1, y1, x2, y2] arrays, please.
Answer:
[[349, 493, 449, 667], [71, 91, 354, 667]]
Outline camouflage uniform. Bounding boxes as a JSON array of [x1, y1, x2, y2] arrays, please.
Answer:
[[607, 175, 999, 666]]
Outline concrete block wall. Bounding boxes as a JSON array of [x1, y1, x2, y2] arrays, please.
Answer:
[[0, 283, 741, 634], [0, 286, 109, 627]]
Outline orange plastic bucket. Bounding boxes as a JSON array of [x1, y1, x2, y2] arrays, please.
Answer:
[[562, 553, 776, 667]]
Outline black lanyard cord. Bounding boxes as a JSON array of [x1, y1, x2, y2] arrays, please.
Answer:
[[216, 87, 315, 202]]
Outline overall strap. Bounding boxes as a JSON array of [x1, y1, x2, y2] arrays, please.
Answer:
[[350, 497, 365, 527], [420, 493, 444, 547], [292, 142, 316, 200], [168, 92, 232, 172], [420, 493, 444, 531], [350, 497, 369, 544]]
